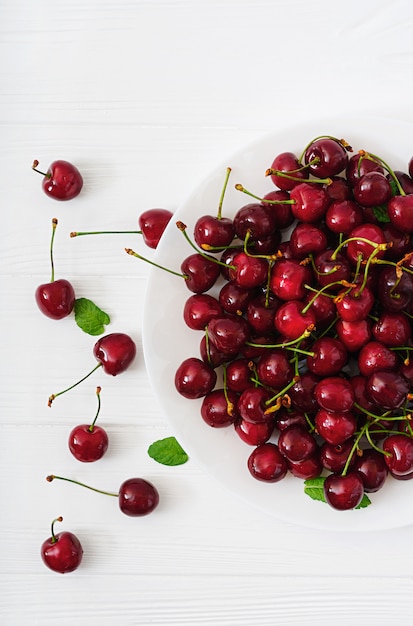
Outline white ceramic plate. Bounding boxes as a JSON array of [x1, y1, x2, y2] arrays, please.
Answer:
[[143, 116, 413, 532]]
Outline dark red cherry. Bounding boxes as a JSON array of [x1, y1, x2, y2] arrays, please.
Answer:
[[269, 151, 308, 191], [287, 453, 323, 479], [315, 409, 357, 446], [289, 222, 328, 260], [366, 370, 409, 409], [93, 333, 137, 376], [246, 293, 281, 335], [200, 389, 239, 427], [219, 281, 257, 315], [335, 318, 372, 352], [33, 159, 83, 201], [325, 200, 363, 234], [313, 250, 351, 290], [335, 286, 374, 322], [233, 203, 276, 241], [354, 449, 388, 492], [199, 335, 234, 369], [388, 194, 413, 233], [289, 372, 320, 413], [138, 208, 173, 248], [382, 434, 413, 478], [277, 424, 317, 462], [183, 294, 223, 330], [207, 315, 250, 355], [314, 376, 354, 413], [304, 137, 349, 178], [237, 387, 273, 424], [320, 439, 356, 473], [353, 171, 392, 207], [68, 423, 108, 462], [175, 357, 217, 399], [36, 279, 76, 320], [324, 472, 364, 510], [378, 265, 413, 312], [181, 253, 221, 293], [270, 259, 312, 301], [118, 478, 159, 516], [346, 153, 384, 187], [261, 189, 295, 229], [372, 312, 411, 347], [357, 340, 398, 378], [345, 223, 386, 265], [274, 408, 309, 431], [274, 300, 316, 340], [228, 252, 269, 289], [225, 358, 252, 393], [234, 417, 275, 446], [41, 517, 83, 574], [247, 443, 288, 482], [290, 183, 330, 223], [256, 349, 293, 390], [307, 337, 348, 377]]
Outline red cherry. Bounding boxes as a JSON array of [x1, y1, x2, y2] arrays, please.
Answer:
[[315, 409, 357, 446], [68, 387, 109, 462], [32, 159, 83, 201], [304, 137, 349, 178], [234, 417, 275, 446], [138, 208, 173, 248], [323, 472, 364, 510], [118, 478, 159, 516], [93, 333, 137, 375], [175, 357, 217, 399], [35, 218, 75, 320], [388, 194, 413, 233], [354, 449, 388, 492], [200, 389, 239, 427], [194, 168, 235, 250], [382, 434, 413, 479], [41, 517, 83, 574], [247, 443, 288, 482]]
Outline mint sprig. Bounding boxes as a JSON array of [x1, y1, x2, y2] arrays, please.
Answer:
[[148, 436, 189, 466], [74, 298, 110, 336], [304, 476, 371, 509]]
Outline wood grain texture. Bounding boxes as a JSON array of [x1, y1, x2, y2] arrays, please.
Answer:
[[2, 0, 413, 624]]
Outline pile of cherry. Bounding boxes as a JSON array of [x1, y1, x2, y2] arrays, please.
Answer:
[[171, 136, 413, 512]]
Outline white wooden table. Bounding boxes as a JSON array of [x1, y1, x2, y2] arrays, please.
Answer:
[[2, 1, 413, 624]]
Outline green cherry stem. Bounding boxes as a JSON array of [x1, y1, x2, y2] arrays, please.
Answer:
[[217, 167, 232, 220], [50, 516, 63, 543], [32, 159, 51, 179], [176, 222, 235, 269], [298, 135, 353, 163], [46, 474, 118, 497], [48, 363, 102, 407], [265, 168, 332, 185], [358, 150, 405, 196], [49, 218, 58, 283], [71, 230, 142, 237], [234, 183, 295, 204], [125, 247, 188, 278], [88, 386, 102, 433]]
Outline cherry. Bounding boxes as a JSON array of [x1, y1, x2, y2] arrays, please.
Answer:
[[199, 335, 233, 369], [289, 371, 320, 413], [48, 333, 136, 406], [315, 409, 357, 446], [225, 359, 252, 393], [200, 388, 239, 427], [180, 253, 221, 293], [233, 203, 276, 241], [382, 434, 413, 479], [313, 250, 351, 291], [388, 194, 413, 233], [194, 168, 235, 250], [268, 151, 308, 191], [138, 208, 173, 248], [325, 176, 352, 202], [261, 189, 295, 229], [314, 376, 355, 413], [346, 152, 384, 186], [334, 285, 374, 322], [345, 223, 387, 265], [325, 200, 363, 235], [303, 136, 350, 178], [306, 337, 348, 377], [47, 474, 159, 516], [353, 171, 392, 207], [357, 340, 398, 378], [228, 251, 269, 290], [323, 471, 364, 510], [290, 182, 331, 223], [270, 259, 312, 301], [41, 516, 83, 574], [320, 439, 356, 473], [247, 442, 288, 482], [289, 222, 328, 260], [274, 407, 309, 431], [175, 357, 217, 399], [234, 417, 274, 446], [68, 387, 109, 462], [372, 311, 411, 347], [335, 318, 372, 352], [207, 315, 250, 355], [256, 349, 293, 389], [246, 292, 280, 335], [353, 448, 388, 492], [237, 386, 273, 424], [219, 281, 256, 315], [183, 293, 223, 330], [32, 159, 83, 201], [35, 218, 75, 320], [366, 370, 409, 409], [287, 453, 323, 480], [274, 300, 316, 340], [277, 424, 317, 462], [377, 265, 413, 312]]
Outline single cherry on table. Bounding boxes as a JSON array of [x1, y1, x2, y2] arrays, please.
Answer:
[[68, 386, 109, 462], [32, 159, 83, 201], [41, 516, 83, 574]]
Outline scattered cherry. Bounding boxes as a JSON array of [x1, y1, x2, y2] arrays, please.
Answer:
[[32, 159, 83, 201], [68, 387, 109, 462], [41, 516, 83, 574]]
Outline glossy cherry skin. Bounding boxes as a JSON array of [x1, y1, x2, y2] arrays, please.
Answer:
[[345, 223, 386, 265], [313, 250, 351, 290], [93, 333, 136, 375], [237, 387, 273, 424], [269, 151, 307, 191], [219, 281, 256, 315], [289, 222, 327, 260], [346, 153, 384, 187], [247, 443, 288, 482], [287, 454, 323, 480], [277, 424, 317, 462], [181, 253, 221, 294], [323, 472, 364, 510], [256, 349, 293, 389], [325, 200, 363, 235], [225, 358, 252, 393], [194, 215, 235, 250], [353, 171, 392, 207], [366, 370, 409, 410], [118, 478, 159, 516], [372, 312, 411, 347], [228, 252, 268, 290], [357, 340, 398, 378], [138, 208, 173, 249], [388, 194, 413, 233], [246, 293, 280, 335], [378, 266, 413, 312], [199, 334, 233, 369], [289, 372, 320, 413], [270, 259, 312, 301], [234, 417, 275, 446], [261, 189, 295, 229], [274, 300, 316, 341], [314, 376, 354, 413], [41, 531, 83, 573], [382, 434, 413, 478], [200, 388, 239, 427], [335, 319, 372, 353], [175, 357, 217, 399], [183, 294, 223, 330], [335, 286, 374, 322], [354, 448, 388, 492], [307, 337, 348, 377], [68, 424, 109, 462], [315, 409, 357, 446], [304, 137, 348, 178], [207, 315, 250, 355], [290, 183, 330, 223], [233, 203, 276, 241], [35, 279, 76, 320], [320, 439, 356, 473], [303, 292, 336, 330], [39, 160, 83, 201]]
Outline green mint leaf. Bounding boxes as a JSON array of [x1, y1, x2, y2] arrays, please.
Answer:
[[304, 476, 327, 503], [371, 204, 391, 223], [389, 177, 399, 196], [148, 436, 189, 466], [74, 298, 110, 336], [304, 477, 372, 509]]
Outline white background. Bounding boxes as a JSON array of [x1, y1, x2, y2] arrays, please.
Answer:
[[2, 1, 413, 624]]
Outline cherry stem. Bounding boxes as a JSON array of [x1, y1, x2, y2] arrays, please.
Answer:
[[234, 183, 295, 204], [48, 363, 102, 407], [176, 222, 234, 269], [246, 326, 314, 350], [71, 230, 142, 237], [50, 516, 63, 543], [217, 167, 232, 220], [330, 236, 388, 261], [298, 135, 353, 163], [125, 248, 187, 279], [265, 168, 332, 185], [265, 377, 298, 412], [88, 386, 102, 432], [358, 150, 405, 196], [341, 422, 369, 476], [49, 218, 58, 283], [46, 474, 118, 497], [32, 159, 51, 178]]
